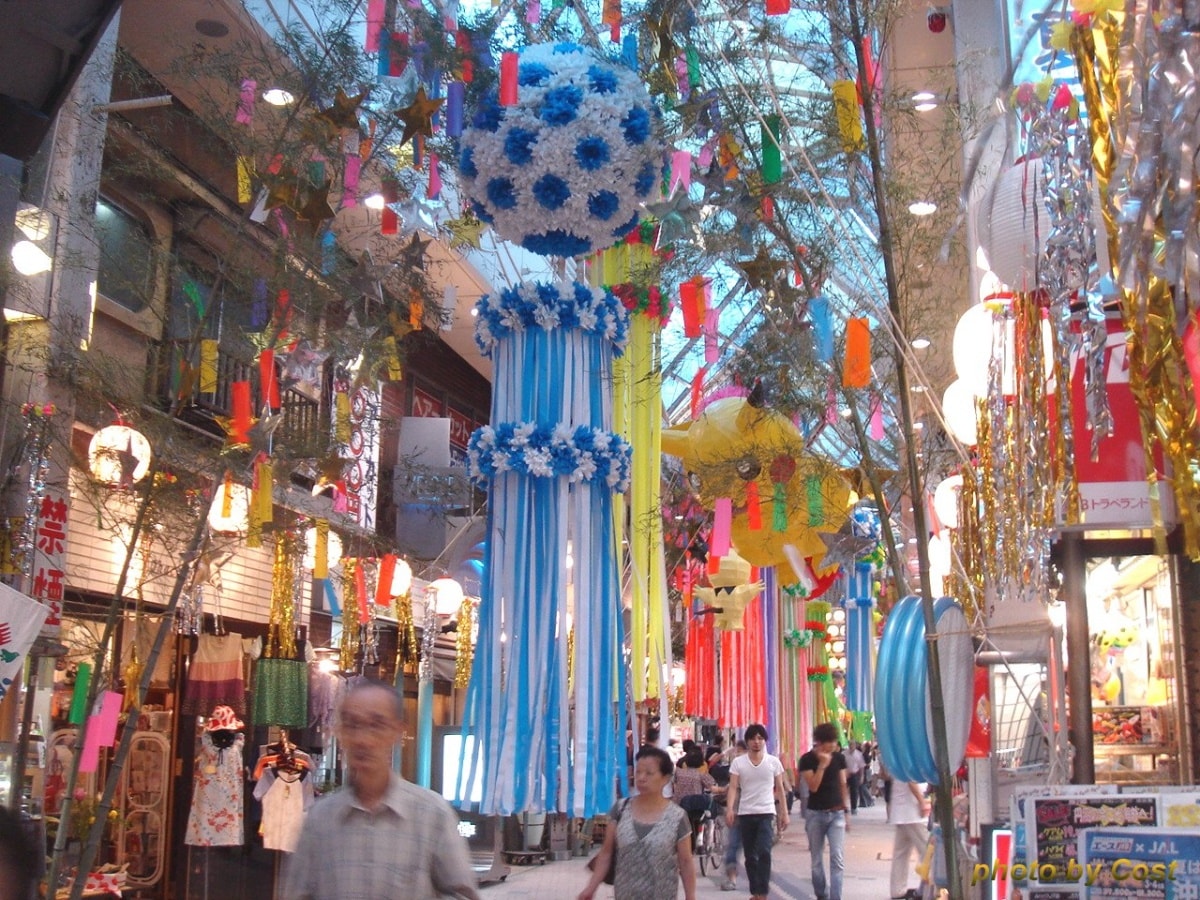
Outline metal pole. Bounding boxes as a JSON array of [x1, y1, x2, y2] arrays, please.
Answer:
[[1061, 532, 1093, 783]]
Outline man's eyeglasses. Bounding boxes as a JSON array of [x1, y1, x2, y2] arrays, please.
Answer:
[[338, 714, 397, 736]]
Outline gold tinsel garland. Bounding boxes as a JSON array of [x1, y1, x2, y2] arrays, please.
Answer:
[[267, 532, 298, 659], [454, 597, 474, 688], [394, 589, 418, 674], [1073, 11, 1200, 558]]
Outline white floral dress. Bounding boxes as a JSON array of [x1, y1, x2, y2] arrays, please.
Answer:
[[184, 731, 244, 846]]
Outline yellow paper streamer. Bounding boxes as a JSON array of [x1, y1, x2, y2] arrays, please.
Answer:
[[334, 390, 351, 444], [248, 458, 274, 548], [199, 339, 219, 394], [236, 157, 253, 204], [313, 519, 329, 580], [832, 80, 865, 153]]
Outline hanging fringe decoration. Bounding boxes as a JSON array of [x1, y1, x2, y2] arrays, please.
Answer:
[[266, 533, 298, 659], [454, 597, 474, 688], [844, 561, 875, 713], [394, 587, 419, 674]]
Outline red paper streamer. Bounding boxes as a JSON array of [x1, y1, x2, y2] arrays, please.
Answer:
[[1183, 312, 1200, 414], [458, 32, 474, 83], [355, 562, 370, 625], [745, 481, 762, 530], [381, 177, 399, 235], [680, 280, 701, 337], [500, 52, 519, 106], [766, 0, 790, 14], [842, 316, 872, 388], [259, 349, 280, 411], [711, 497, 733, 557], [230, 381, 252, 444], [376, 554, 397, 607], [690, 367, 706, 419], [389, 32, 409, 77]]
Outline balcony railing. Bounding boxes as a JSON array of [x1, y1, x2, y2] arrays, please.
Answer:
[[146, 339, 324, 451]]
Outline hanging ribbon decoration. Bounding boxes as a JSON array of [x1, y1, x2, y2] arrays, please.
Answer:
[[844, 561, 875, 716]]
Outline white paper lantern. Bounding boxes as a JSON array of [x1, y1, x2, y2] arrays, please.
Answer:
[[390, 557, 413, 596], [428, 577, 465, 616], [88, 425, 152, 486], [303, 526, 344, 570], [933, 474, 964, 530], [208, 482, 250, 534], [977, 157, 1051, 291], [951, 303, 996, 395], [942, 379, 980, 446]]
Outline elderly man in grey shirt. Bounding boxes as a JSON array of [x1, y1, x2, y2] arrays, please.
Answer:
[[285, 680, 480, 900]]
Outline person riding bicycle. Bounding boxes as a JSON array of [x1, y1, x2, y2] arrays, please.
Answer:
[[672, 747, 716, 849]]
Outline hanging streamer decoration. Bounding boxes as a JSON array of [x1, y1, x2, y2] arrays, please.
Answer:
[[12, 403, 55, 581], [462, 280, 630, 818], [843, 561, 874, 714]]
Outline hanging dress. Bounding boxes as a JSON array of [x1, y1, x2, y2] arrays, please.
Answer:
[[253, 766, 314, 852], [184, 731, 245, 846], [182, 632, 246, 716]]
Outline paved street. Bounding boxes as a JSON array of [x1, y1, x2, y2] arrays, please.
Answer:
[[480, 802, 908, 899]]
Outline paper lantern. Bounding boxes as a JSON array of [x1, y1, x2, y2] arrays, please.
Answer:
[[302, 526, 343, 570], [391, 557, 413, 596], [976, 157, 1051, 291], [933, 474, 964, 530], [88, 424, 152, 487], [941, 379, 979, 446], [208, 481, 250, 534], [428, 577, 465, 616], [951, 303, 996, 395]]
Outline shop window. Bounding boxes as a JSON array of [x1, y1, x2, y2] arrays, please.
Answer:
[[95, 197, 155, 313]]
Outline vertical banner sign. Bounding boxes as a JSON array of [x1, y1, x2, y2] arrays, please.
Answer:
[[333, 374, 382, 530], [32, 488, 68, 636]]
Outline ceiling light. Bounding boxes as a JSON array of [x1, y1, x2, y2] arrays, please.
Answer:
[[11, 241, 52, 276], [913, 421, 925, 430], [908, 200, 938, 216], [364, 193, 386, 210], [911, 337, 931, 349], [194, 18, 230, 38], [262, 88, 295, 106], [912, 92, 939, 112], [910, 384, 927, 393], [839, 408, 852, 418]]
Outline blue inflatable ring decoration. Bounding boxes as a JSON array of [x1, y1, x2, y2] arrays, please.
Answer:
[[459, 42, 663, 258], [875, 595, 974, 785]]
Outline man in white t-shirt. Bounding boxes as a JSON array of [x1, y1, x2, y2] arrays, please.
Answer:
[[725, 724, 789, 900], [887, 779, 930, 900], [844, 742, 866, 813]]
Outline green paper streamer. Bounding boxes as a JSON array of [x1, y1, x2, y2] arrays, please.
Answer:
[[772, 482, 788, 532], [69, 663, 92, 725], [806, 475, 825, 526], [685, 46, 701, 91], [182, 278, 206, 317], [761, 114, 782, 184]]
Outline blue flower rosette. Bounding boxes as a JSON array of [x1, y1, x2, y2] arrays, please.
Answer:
[[459, 42, 663, 257]]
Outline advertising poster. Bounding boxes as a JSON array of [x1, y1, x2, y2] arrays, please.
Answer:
[[1080, 827, 1200, 898], [1032, 794, 1158, 877]]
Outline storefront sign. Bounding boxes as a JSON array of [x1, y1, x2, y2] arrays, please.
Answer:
[[333, 373, 382, 531], [32, 487, 68, 635], [412, 386, 443, 417], [1081, 827, 1200, 898]]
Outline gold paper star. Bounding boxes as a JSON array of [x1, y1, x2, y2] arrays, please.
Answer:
[[263, 174, 300, 211], [445, 211, 487, 250], [295, 180, 335, 227], [396, 86, 443, 146], [738, 245, 783, 291], [646, 10, 680, 90], [316, 87, 368, 132]]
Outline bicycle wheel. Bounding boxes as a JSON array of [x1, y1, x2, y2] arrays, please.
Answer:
[[708, 817, 726, 874], [697, 819, 710, 876]]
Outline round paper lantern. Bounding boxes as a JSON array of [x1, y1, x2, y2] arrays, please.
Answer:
[[391, 557, 413, 596], [942, 378, 980, 446], [88, 424, 152, 486], [302, 527, 344, 570], [428, 577, 465, 616], [976, 157, 1051, 291], [933, 474, 964, 530], [951, 302, 996, 395], [208, 482, 250, 534], [458, 42, 663, 257]]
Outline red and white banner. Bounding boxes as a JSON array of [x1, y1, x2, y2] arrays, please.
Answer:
[[0, 581, 50, 701]]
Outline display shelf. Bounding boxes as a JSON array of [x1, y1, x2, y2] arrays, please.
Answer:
[[115, 731, 170, 889]]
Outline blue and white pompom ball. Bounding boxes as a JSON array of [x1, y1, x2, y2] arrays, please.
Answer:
[[458, 42, 663, 258], [848, 501, 883, 543]]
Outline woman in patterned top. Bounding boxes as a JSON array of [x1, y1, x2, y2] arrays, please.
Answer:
[[673, 747, 717, 849], [578, 746, 697, 900]]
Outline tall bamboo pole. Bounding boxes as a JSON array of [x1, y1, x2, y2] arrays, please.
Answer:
[[845, 0, 964, 895]]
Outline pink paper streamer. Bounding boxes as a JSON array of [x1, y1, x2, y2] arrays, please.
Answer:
[[698, 139, 715, 169], [427, 153, 442, 198], [79, 713, 103, 773], [342, 154, 361, 207], [869, 394, 884, 439], [711, 497, 733, 558], [826, 381, 838, 424], [526, 0, 541, 23], [96, 691, 123, 746], [236, 80, 256, 125], [669, 150, 692, 196], [365, 0, 385, 52], [704, 307, 719, 363]]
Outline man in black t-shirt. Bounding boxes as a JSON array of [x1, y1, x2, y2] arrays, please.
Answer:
[[797, 722, 850, 900]]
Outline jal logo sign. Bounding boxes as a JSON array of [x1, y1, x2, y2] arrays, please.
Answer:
[[1053, 320, 1173, 529]]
